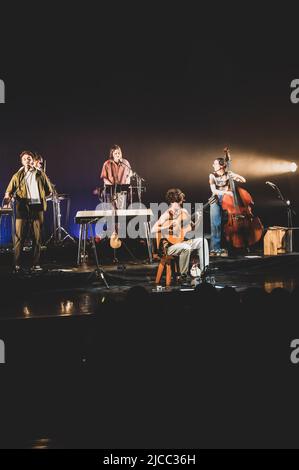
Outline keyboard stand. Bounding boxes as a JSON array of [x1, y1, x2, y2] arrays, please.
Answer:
[[88, 220, 109, 289], [77, 220, 153, 265], [76, 218, 109, 288], [144, 221, 153, 264]]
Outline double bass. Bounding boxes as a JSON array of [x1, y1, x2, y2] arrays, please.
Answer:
[[221, 148, 263, 249]]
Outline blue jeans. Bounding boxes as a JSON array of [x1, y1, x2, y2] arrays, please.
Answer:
[[210, 196, 223, 251]]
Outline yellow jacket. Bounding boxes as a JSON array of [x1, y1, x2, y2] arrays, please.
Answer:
[[5, 168, 53, 211]]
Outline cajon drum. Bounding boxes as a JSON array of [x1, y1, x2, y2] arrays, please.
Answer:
[[263, 227, 292, 255]]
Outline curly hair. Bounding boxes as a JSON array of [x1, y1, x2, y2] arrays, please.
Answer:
[[165, 188, 185, 204]]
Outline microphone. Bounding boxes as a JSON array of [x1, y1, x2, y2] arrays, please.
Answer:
[[132, 171, 145, 182], [266, 181, 277, 187]]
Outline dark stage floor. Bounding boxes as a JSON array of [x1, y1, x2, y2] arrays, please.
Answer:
[[0, 251, 298, 320]]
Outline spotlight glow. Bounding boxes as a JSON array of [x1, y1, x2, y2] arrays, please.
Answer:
[[230, 153, 299, 178], [137, 143, 298, 184], [290, 162, 298, 173]]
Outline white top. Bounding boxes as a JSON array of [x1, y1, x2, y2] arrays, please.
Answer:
[[25, 169, 41, 204]]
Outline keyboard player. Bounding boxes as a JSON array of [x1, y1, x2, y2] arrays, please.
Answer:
[[100, 144, 132, 207]]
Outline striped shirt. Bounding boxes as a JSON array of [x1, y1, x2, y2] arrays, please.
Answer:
[[209, 171, 239, 195]]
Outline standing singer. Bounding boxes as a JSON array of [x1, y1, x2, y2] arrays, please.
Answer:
[[100, 144, 132, 206], [3, 150, 53, 272]]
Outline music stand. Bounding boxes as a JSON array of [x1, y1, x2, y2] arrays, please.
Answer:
[[118, 160, 146, 207]]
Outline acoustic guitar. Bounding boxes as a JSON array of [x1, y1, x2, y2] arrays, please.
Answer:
[[109, 193, 122, 250], [110, 231, 122, 249], [158, 195, 217, 246]]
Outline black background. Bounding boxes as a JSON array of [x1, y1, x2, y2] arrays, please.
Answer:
[[1, 5, 299, 451], [1, 6, 299, 236]]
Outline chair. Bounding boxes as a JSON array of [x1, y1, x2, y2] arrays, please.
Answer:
[[154, 232, 179, 286]]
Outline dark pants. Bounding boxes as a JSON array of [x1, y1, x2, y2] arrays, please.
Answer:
[[14, 203, 44, 267]]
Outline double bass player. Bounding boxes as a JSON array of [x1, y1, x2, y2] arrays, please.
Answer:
[[209, 151, 246, 256], [209, 148, 263, 256]]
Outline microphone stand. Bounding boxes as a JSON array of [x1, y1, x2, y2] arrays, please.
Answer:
[[112, 160, 148, 262], [267, 182, 297, 252], [197, 203, 209, 284], [267, 182, 296, 228], [120, 160, 146, 207], [1, 167, 27, 257]]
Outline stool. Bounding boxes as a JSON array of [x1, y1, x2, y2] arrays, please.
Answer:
[[155, 255, 179, 286]]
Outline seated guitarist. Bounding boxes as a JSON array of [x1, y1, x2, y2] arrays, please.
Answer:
[[151, 188, 209, 280]]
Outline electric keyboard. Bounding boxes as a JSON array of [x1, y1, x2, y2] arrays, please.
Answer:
[[75, 209, 153, 224]]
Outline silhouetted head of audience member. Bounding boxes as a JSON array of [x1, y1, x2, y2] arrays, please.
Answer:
[[241, 287, 269, 309], [125, 285, 150, 309], [268, 287, 291, 309], [291, 285, 299, 301], [218, 286, 240, 306], [193, 282, 218, 304]]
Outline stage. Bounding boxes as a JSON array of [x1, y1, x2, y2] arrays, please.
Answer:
[[0, 250, 298, 321]]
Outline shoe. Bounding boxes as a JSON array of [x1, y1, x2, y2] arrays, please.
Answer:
[[190, 263, 201, 278], [31, 265, 43, 272], [13, 265, 22, 274], [209, 250, 218, 257], [178, 273, 192, 285], [220, 249, 228, 257]]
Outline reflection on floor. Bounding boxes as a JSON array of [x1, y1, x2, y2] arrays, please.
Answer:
[[0, 252, 299, 320]]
